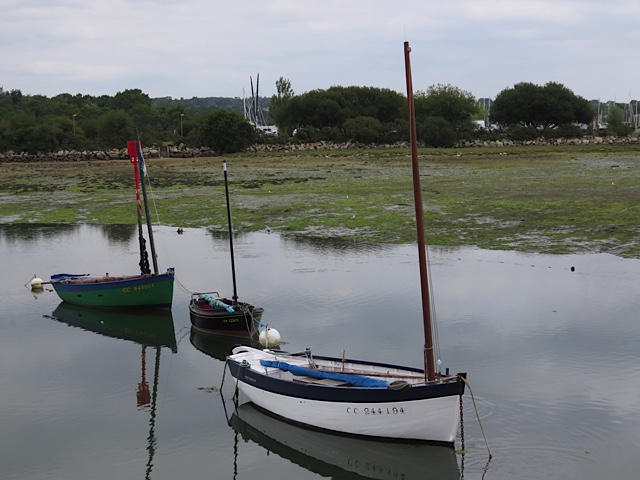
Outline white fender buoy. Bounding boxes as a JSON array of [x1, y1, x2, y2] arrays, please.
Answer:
[[30, 277, 44, 291], [259, 327, 281, 347]]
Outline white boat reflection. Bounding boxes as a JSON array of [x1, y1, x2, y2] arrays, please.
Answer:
[[229, 403, 462, 480]]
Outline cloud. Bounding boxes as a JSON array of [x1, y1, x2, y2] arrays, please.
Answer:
[[2, 1, 640, 101]]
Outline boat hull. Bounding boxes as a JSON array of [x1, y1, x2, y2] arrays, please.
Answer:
[[51, 271, 174, 309], [189, 295, 264, 338], [226, 347, 465, 444]]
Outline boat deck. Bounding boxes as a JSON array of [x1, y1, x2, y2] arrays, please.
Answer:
[[231, 347, 430, 386], [61, 274, 145, 284]]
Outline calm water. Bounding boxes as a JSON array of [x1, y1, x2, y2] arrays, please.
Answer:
[[1, 224, 639, 480]]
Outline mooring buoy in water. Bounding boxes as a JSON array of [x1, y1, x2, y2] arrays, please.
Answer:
[[259, 327, 281, 347], [30, 277, 44, 291]]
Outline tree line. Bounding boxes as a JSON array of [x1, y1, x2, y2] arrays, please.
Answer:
[[1, 81, 637, 155]]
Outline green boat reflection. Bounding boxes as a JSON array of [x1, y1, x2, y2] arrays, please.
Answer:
[[51, 301, 177, 352], [49, 301, 177, 479]]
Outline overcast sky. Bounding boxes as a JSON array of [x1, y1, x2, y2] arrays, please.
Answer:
[[3, 1, 639, 103]]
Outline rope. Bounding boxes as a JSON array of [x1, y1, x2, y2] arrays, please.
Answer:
[[232, 364, 244, 402], [220, 359, 227, 391], [240, 306, 254, 333], [175, 327, 191, 346], [458, 375, 493, 459], [174, 275, 196, 295], [424, 245, 442, 369], [140, 159, 171, 272], [144, 169, 162, 227]]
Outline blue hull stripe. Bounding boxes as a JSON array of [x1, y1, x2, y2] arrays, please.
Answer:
[[52, 272, 172, 293], [227, 357, 465, 403]]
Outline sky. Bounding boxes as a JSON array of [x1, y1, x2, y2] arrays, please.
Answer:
[[2, 0, 639, 103]]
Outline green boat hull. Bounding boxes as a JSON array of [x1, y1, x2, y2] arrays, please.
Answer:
[[51, 270, 174, 309]]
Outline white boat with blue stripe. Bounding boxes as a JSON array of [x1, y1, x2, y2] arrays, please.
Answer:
[[226, 346, 465, 443], [226, 42, 469, 445]]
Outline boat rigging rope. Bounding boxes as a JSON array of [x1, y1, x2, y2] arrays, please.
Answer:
[[174, 275, 196, 295], [220, 360, 228, 392], [424, 245, 442, 369], [142, 164, 163, 231], [239, 306, 254, 333], [458, 375, 493, 459], [140, 163, 172, 271], [242, 307, 263, 331]]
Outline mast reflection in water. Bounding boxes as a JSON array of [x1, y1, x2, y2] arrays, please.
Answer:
[[49, 303, 178, 479]]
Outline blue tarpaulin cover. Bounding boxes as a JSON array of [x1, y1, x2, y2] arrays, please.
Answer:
[[260, 360, 389, 388], [203, 293, 235, 312], [51, 273, 90, 281]]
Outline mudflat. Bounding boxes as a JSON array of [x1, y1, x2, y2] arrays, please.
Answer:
[[2, 145, 640, 257]]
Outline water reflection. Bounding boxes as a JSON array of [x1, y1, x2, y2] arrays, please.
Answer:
[[203, 228, 387, 255], [99, 224, 137, 245], [48, 303, 177, 479], [3, 224, 640, 480], [0, 223, 137, 249], [206, 228, 238, 241], [0, 223, 79, 244], [281, 233, 392, 255], [228, 403, 461, 480], [190, 327, 258, 361], [50, 302, 177, 351]]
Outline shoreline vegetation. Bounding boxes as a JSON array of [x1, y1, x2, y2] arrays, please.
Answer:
[[2, 144, 640, 258]]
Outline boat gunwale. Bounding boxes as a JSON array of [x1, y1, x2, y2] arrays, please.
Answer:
[[227, 349, 465, 403], [51, 271, 174, 288]]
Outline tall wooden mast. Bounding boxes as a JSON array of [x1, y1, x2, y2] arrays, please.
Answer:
[[404, 41, 436, 381]]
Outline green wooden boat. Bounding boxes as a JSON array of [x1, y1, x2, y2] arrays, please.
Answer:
[[50, 138, 174, 309], [51, 269, 174, 309]]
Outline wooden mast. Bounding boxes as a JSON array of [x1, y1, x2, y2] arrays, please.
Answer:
[[223, 161, 239, 303], [127, 139, 151, 275], [404, 41, 436, 381], [135, 133, 160, 275]]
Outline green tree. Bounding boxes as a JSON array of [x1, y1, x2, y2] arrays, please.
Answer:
[[606, 103, 625, 128], [274, 85, 405, 142], [328, 86, 405, 123], [270, 77, 295, 129], [22, 94, 55, 118], [199, 109, 255, 154], [606, 103, 633, 135], [343, 116, 382, 143], [491, 82, 594, 130], [5, 111, 37, 150], [10, 89, 23, 105], [414, 84, 478, 140], [24, 124, 63, 153], [111, 89, 151, 111], [98, 110, 134, 148], [417, 116, 457, 147]]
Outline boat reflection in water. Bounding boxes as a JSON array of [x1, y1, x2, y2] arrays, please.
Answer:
[[189, 326, 258, 361], [229, 403, 461, 480], [51, 301, 177, 352], [49, 302, 178, 479]]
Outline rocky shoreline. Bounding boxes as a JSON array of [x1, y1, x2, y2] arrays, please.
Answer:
[[1, 134, 638, 162]]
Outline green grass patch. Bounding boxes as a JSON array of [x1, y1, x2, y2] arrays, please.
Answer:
[[2, 146, 640, 256]]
